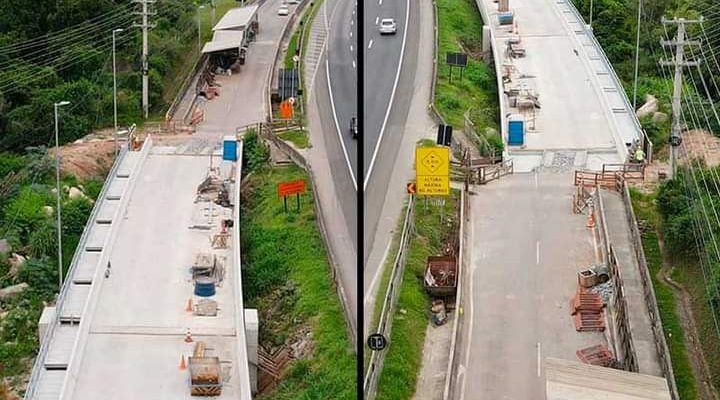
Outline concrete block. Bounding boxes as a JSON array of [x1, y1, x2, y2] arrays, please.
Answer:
[[38, 306, 56, 345], [245, 308, 258, 394]]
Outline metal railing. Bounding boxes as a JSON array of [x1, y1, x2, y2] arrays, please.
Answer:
[[363, 195, 415, 400], [620, 181, 679, 399]]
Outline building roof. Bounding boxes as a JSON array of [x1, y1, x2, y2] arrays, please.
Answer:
[[212, 5, 259, 31], [545, 358, 672, 400], [201, 30, 245, 54]]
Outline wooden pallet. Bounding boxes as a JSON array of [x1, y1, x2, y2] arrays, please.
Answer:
[[574, 311, 606, 332], [576, 344, 615, 367], [569, 287, 604, 316]]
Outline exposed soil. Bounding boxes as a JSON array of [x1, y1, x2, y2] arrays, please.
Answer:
[[49, 129, 117, 180], [680, 129, 720, 167], [657, 235, 720, 400]]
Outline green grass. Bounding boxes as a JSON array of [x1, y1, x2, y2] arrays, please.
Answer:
[[278, 129, 311, 149], [630, 189, 699, 399], [241, 165, 355, 399], [435, 0, 500, 151], [284, 31, 300, 70], [376, 194, 459, 400]]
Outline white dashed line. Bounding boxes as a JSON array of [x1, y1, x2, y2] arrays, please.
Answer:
[[350, 31, 353, 37], [368, 39, 373, 49], [536, 241, 540, 264], [379, 0, 382, 4], [350, 45, 353, 52], [537, 343, 542, 377], [352, 60, 356, 68], [351, 19, 354, 25], [375, 16, 379, 24]]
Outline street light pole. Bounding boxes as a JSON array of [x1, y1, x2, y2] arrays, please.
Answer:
[[197, 5, 205, 55], [54, 101, 70, 292], [112, 28, 124, 157]]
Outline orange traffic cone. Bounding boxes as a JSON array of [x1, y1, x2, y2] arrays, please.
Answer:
[[587, 210, 596, 229], [184, 329, 193, 343], [179, 355, 187, 370], [185, 298, 193, 313]]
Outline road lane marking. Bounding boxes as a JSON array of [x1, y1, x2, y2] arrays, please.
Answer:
[[379, 0, 382, 4], [537, 342, 542, 377], [536, 241, 540, 264], [364, 0, 410, 189], [460, 219, 477, 399], [350, 31, 353, 37], [351, 19, 354, 25], [325, 58, 357, 189], [350, 45, 353, 52], [368, 39, 373, 49], [376, 16, 379, 24], [352, 60, 356, 68]]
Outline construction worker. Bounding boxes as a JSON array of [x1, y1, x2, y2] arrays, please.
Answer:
[[634, 147, 645, 163]]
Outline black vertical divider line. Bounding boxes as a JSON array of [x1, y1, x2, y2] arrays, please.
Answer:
[[356, 0, 365, 398]]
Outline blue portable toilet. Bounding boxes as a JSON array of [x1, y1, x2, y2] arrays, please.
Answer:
[[223, 135, 238, 161], [508, 115, 525, 146]]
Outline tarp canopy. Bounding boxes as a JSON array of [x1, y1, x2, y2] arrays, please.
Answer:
[[201, 30, 245, 54], [212, 5, 259, 31], [545, 358, 672, 400]]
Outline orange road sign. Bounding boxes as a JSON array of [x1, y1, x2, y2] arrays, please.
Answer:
[[279, 99, 293, 119], [406, 182, 416, 194], [277, 179, 306, 197]]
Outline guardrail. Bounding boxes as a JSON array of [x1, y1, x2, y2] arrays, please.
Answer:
[[165, 54, 209, 122], [233, 140, 254, 400], [428, 0, 445, 126], [620, 180, 679, 399], [363, 195, 415, 400]]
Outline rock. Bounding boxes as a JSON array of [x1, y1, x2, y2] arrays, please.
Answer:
[[0, 238, 9, 254], [636, 94, 658, 119], [8, 253, 26, 270], [68, 186, 86, 199], [652, 111, 669, 124], [43, 206, 54, 216], [0, 283, 29, 300]]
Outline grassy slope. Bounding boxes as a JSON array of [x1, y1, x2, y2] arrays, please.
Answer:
[[241, 165, 355, 399], [630, 189, 699, 399], [435, 0, 498, 134], [376, 194, 459, 400]]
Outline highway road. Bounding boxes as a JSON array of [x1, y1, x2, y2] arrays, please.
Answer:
[[302, 0, 359, 333], [362, 0, 417, 271]]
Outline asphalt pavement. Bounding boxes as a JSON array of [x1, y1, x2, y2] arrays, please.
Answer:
[[327, 0, 359, 183], [302, 0, 359, 334], [456, 173, 604, 400]]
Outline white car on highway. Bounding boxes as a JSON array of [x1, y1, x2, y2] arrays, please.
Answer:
[[278, 4, 290, 15], [378, 18, 397, 35]]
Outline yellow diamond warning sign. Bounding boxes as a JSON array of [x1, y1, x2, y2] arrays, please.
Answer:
[[415, 146, 449, 196]]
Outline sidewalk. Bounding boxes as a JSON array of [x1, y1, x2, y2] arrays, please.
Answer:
[[601, 189, 663, 377]]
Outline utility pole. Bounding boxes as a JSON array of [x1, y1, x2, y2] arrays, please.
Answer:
[[133, 0, 155, 119], [54, 101, 70, 291], [112, 28, 124, 156], [660, 17, 702, 179]]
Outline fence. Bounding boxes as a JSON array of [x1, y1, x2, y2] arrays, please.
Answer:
[[363, 195, 415, 400], [593, 179, 679, 398], [595, 187, 639, 372], [620, 181, 679, 399]]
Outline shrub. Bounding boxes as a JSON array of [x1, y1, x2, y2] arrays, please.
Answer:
[[242, 129, 269, 173]]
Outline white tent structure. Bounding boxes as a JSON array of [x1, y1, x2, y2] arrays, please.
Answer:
[[201, 4, 258, 55]]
